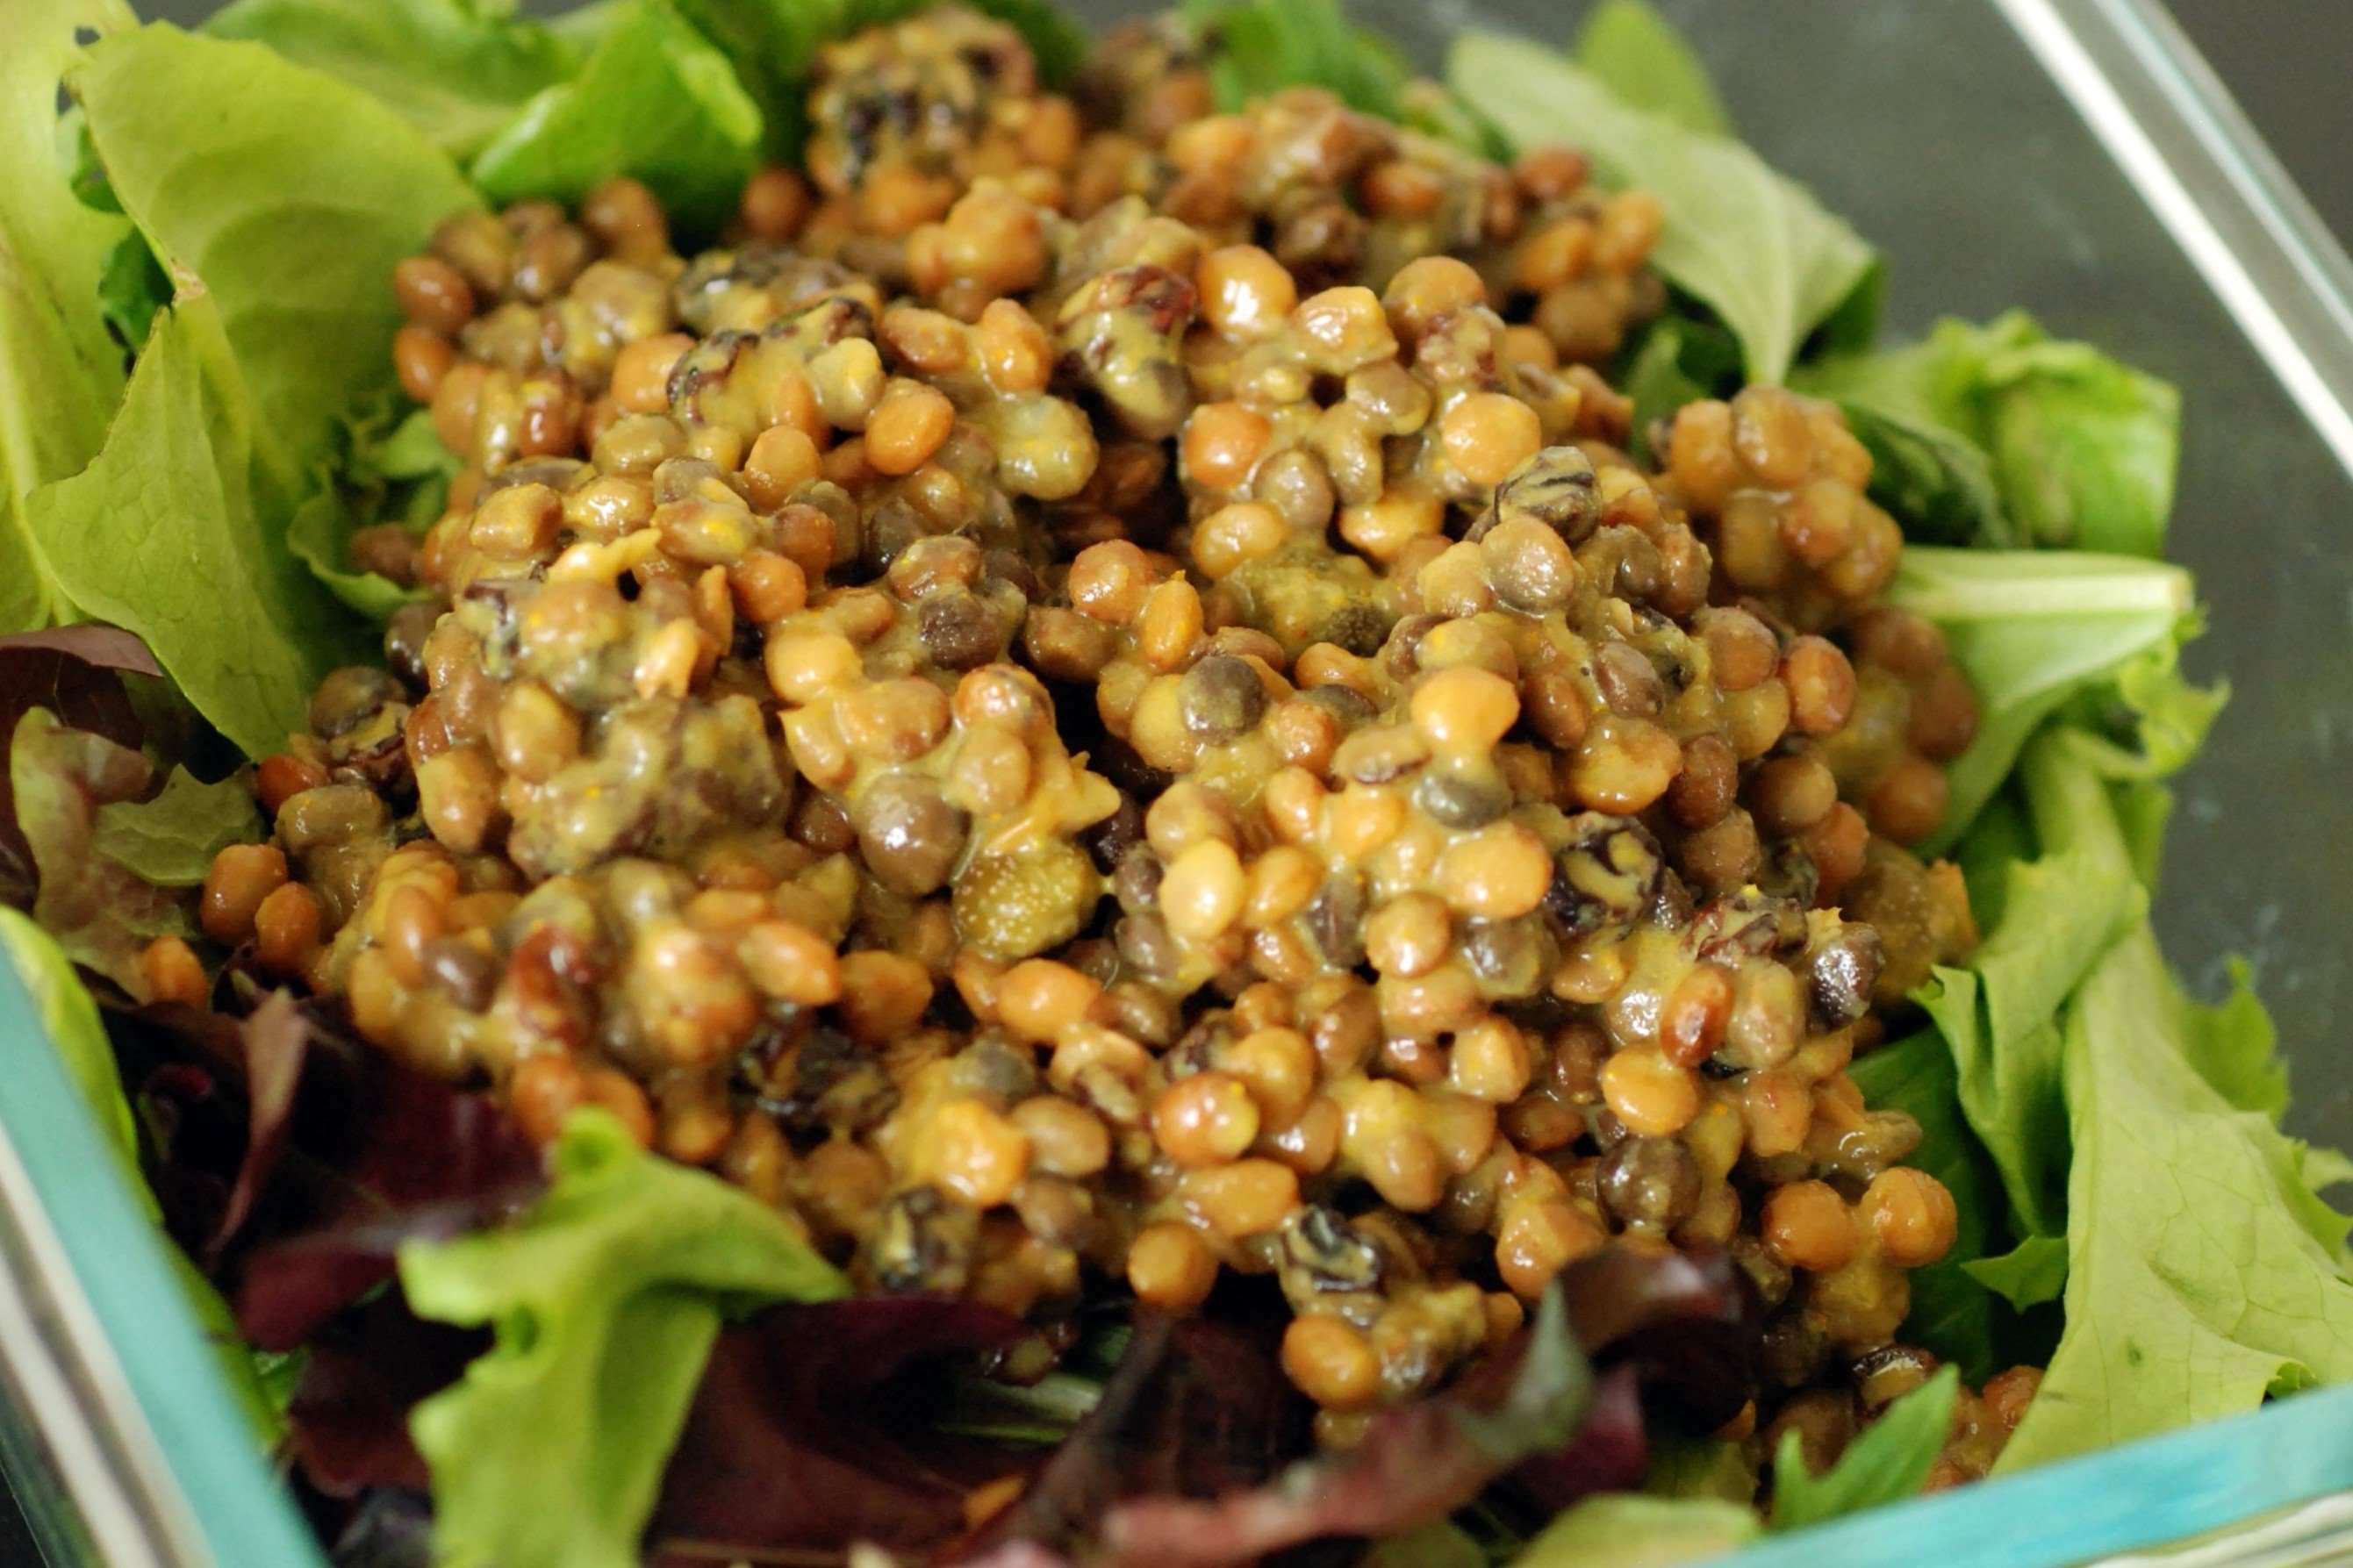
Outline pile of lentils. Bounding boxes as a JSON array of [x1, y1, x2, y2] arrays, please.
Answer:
[[146, 5, 2037, 1490]]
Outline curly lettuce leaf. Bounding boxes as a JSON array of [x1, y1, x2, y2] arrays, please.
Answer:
[[24, 291, 367, 757], [72, 21, 481, 497], [203, 0, 585, 158], [1571, 0, 1729, 136], [1880, 546, 2197, 852], [33, 20, 477, 746], [1834, 396, 2013, 549], [1453, 31, 1875, 383], [89, 765, 259, 888], [1771, 1368, 1958, 1530], [288, 405, 455, 619], [1995, 743, 2353, 1471], [1913, 872, 2140, 1242], [470, 0, 763, 237], [1962, 1235, 2069, 1313], [0, 0, 136, 634], [1797, 311, 2178, 556], [400, 1110, 849, 1568]]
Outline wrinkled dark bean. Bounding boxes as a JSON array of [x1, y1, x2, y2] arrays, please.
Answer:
[[1308, 876, 1367, 968], [1488, 444, 1599, 542], [982, 548, 1043, 601], [1180, 654, 1269, 741], [383, 600, 443, 691], [1277, 1205, 1385, 1300], [1599, 1135, 1700, 1228], [1592, 642, 1664, 717], [917, 591, 1008, 669], [1807, 925, 1884, 1028], [866, 1185, 979, 1292], [1112, 844, 1163, 915], [309, 667, 403, 740], [852, 775, 969, 896], [1116, 912, 1177, 977], [1412, 766, 1511, 829]]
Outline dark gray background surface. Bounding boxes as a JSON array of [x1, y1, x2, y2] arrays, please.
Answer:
[[8, 2, 2351, 1562]]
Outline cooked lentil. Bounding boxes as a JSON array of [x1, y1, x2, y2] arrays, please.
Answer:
[[225, 3, 2035, 1490]]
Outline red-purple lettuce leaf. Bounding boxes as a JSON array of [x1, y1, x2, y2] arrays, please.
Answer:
[[286, 1293, 484, 1498], [114, 995, 543, 1349], [209, 987, 308, 1260], [958, 1309, 1304, 1562], [965, 1246, 1760, 1568], [646, 1296, 1045, 1563], [1080, 1288, 1590, 1568]]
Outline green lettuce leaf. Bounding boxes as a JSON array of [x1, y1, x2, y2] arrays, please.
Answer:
[[1514, 1493, 1761, 1565], [1913, 888, 2134, 1245], [89, 765, 259, 888], [289, 399, 463, 620], [1878, 545, 2196, 851], [285, 492, 424, 622], [203, 0, 585, 158], [73, 21, 482, 495], [38, 19, 477, 747], [24, 291, 367, 758], [1996, 738, 2353, 1471], [1618, 309, 1741, 457], [402, 1110, 850, 1568], [1187, 0, 1410, 119], [1915, 707, 2149, 1241], [1797, 311, 2178, 555], [657, 0, 1085, 171], [0, 0, 136, 634], [1961, 1235, 2069, 1312], [2180, 956, 2289, 1117], [1833, 396, 2013, 549], [10, 707, 191, 995], [1572, 0, 1729, 136], [470, 0, 763, 237], [1847, 1031, 2016, 1381], [1453, 31, 1875, 383], [287, 405, 454, 619], [1772, 1367, 1957, 1531], [95, 229, 170, 361]]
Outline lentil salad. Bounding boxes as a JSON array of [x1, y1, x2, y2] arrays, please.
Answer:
[[4, 1, 2349, 1565]]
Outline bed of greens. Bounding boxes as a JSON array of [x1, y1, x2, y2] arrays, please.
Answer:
[[4, 0, 2351, 1564]]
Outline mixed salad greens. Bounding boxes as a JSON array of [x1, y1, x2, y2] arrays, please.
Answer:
[[3, 0, 2350, 1564]]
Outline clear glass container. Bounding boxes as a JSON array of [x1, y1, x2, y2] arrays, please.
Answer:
[[9, 0, 2352, 1562]]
